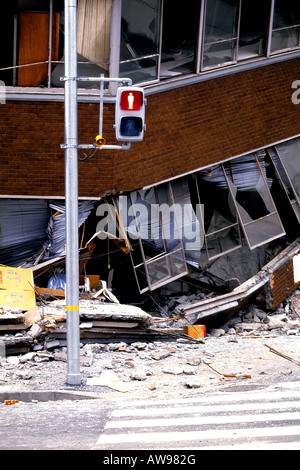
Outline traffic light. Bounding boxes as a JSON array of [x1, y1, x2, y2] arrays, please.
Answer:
[[115, 87, 146, 141]]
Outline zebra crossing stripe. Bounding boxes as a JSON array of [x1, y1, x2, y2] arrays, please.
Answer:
[[95, 388, 300, 449], [112, 388, 300, 416], [105, 411, 300, 429], [96, 425, 300, 446], [109, 399, 300, 419]]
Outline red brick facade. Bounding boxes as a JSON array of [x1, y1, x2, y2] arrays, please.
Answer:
[[1, 57, 300, 198], [270, 257, 300, 310]]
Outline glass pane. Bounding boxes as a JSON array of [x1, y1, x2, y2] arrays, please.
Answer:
[[273, 0, 300, 29], [238, 0, 269, 59], [241, 213, 285, 248], [196, 166, 242, 260], [160, 0, 199, 77], [121, 0, 160, 61], [120, 56, 159, 84], [120, 0, 160, 83], [224, 154, 285, 249], [203, 40, 236, 68], [269, 149, 297, 201], [276, 138, 300, 199], [271, 0, 300, 52], [271, 27, 300, 52], [146, 249, 187, 289], [205, 224, 241, 259], [122, 183, 189, 293], [204, 0, 238, 43]]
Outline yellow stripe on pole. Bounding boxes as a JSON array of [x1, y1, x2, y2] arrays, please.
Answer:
[[66, 306, 80, 311]]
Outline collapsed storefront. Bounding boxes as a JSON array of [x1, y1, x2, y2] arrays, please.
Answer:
[[1, 136, 300, 326]]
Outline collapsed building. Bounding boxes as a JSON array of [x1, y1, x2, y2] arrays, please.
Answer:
[[1, 0, 300, 329]]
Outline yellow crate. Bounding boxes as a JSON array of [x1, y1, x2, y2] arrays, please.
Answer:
[[0, 266, 34, 292], [0, 266, 36, 311]]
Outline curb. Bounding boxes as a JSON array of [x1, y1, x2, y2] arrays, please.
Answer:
[[0, 390, 103, 402]]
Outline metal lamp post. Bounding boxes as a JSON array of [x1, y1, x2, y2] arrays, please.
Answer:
[[64, 0, 81, 385]]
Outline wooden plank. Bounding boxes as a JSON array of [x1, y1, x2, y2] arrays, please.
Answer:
[[0, 323, 25, 331], [35, 286, 65, 298], [18, 12, 60, 86], [5, 345, 31, 355]]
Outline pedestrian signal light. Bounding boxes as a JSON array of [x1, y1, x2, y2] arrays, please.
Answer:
[[115, 87, 146, 141]]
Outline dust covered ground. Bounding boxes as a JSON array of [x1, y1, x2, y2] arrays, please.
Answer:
[[1, 326, 300, 404]]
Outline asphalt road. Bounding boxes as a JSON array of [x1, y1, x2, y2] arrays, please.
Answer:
[[1, 381, 300, 451], [0, 396, 109, 450]]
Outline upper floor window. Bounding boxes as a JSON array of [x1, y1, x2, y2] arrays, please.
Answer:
[[1, 0, 300, 90], [202, 0, 270, 69], [0, 0, 111, 89], [270, 0, 300, 54], [122, 0, 300, 83]]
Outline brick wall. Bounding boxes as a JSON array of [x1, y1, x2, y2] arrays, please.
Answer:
[[1, 57, 300, 198], [270, 257, 300, 310]]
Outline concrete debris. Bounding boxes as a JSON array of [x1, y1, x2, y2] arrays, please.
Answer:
[[1, 267, 300, 400], [1, 314, 300, 400], [2, 284, 300, 358], [86, 370, 136, 392]]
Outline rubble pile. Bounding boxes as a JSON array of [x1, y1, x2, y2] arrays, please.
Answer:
[[1, 291, 300, 398], [1, 263, 300, 399], [1, 287, 300, 357]]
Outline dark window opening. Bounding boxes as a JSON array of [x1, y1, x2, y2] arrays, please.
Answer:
[[238, 0, 271, 59], [160, 0, 200, 78]]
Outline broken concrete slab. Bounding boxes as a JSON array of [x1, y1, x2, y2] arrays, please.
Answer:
[[177, 237, 300, 328]]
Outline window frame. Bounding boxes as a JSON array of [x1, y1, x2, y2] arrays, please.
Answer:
[[222, 153, 286, 250], [267, 0, 300, 55], [128, 183, 189, 294], [3, 0, 300, 92], [193, 171, 243, 262], [268, 144, 300, 223]]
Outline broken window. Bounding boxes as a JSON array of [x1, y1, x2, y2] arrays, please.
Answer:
[[1, 0, 111, 88], [268, 139, 300, 223], [270, 0, 300, 53], [160, 0, 199, 78], [120, 0, 161, 84], [192, 166, 243, 262], [54, 0, 112, 88], [223, 153, 286, 249], [1, 0, 64, 87], [116, 182, 189, 294], [3, 0, 300, 90], [238, 0, 270, 59]]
